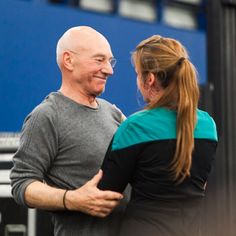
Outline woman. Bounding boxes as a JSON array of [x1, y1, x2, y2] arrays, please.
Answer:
[[98, 35, 218, 236]]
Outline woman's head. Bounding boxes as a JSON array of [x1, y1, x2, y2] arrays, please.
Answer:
[[133, 35, 200, 182], [132, 35, 199, 110]]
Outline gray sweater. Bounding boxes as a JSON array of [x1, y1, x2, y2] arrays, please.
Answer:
[[10, 92, 128, 236]]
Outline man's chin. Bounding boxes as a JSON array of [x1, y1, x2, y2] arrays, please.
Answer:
[[94, 88, 105, 97]]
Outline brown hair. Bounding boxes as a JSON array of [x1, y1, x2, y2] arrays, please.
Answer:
[[132, 35, 199, 183]]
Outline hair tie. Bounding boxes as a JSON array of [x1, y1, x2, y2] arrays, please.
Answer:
[[178, 57, 186, 66]]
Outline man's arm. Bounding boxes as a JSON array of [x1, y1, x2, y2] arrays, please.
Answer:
[[25, 170, 123, 218]]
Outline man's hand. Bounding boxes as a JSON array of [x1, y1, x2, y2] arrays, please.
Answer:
[[112, 104, 126, 122], [65, 170, 123, 217]]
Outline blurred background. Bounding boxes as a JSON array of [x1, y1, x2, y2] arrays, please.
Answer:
[[0, 0, 235, 235]]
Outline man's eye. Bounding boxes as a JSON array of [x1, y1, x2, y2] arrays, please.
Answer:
[[95, 58, 104, 62]]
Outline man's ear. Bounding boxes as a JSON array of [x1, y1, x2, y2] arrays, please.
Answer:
[[62, 52, 74, 71]]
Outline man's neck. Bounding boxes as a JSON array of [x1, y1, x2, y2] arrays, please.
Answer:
[[59, 86, 98, 108]]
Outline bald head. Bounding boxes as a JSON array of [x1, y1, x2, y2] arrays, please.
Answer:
[[56, 26, 111, 69]]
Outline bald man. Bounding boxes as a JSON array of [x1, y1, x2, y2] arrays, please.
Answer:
[[10, 26, 128, 236]]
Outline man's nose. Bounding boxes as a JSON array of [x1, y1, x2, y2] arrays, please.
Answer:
[[101, 61, 114, 75]]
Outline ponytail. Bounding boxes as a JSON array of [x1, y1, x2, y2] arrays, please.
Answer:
[[170, 60, 199, 182], [133, 35, 200, 183]]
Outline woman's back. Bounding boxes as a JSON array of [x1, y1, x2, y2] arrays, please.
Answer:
[[99, 34, 218, 236], [99, 107, 217, 236]]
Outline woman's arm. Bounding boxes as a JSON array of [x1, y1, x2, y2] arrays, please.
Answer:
[[98, 139, 138, 193]]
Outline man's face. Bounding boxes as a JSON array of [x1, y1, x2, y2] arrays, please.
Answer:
[[71, 37, 115, 97]]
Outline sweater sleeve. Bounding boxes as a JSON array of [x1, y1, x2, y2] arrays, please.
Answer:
[[10, 104, 58, 206]]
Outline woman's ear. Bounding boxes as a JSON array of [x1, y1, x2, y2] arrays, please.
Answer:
[[146, 73, 156, 86], [62, 52, 74, 71], [147, 72, 162, 92]]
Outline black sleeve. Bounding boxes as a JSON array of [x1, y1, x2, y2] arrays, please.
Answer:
[[98, 138, 139, 193]]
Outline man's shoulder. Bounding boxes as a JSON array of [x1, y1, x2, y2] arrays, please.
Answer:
[[97, 98, 112, 106], [33, 93, 58, 112], [97, 98, 124, 124], [98, 98, 122, 112], [26, 92, 59, 122]]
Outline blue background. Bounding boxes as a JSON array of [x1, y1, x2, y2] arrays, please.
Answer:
[[0, 0, 206, 131]]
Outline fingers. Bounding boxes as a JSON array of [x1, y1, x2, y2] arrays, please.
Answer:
[[99, 190, 123, 201], [91, 208, 111, 218], [70, 173, 123, 217], [88, 199, 120, 218], [89, 170, 103, 186], [92, 207, 113, 218], [87, 171, 123, 200], [112, 104, 126, 122], [100, 198, 120, 209]]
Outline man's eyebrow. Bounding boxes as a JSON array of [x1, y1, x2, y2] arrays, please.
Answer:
[[91, 53, 114, 59]]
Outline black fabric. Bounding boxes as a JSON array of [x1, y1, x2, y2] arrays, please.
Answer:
[[99, 138, 217, 236], [99, 139, 217, 199]]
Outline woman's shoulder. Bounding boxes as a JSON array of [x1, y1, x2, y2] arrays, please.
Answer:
[[195, 109, 218, 141]]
